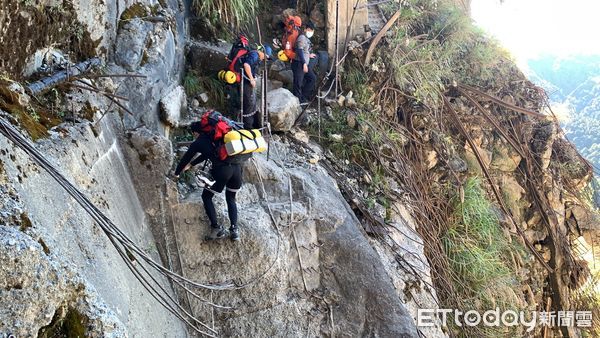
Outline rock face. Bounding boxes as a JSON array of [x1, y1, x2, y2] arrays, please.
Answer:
[[0, 225, 126, 337], [159, 86, 187, 127], [0, 0, 452, 337], [0, 116, 187, 337], [167, 142, 420, 337], [111, 13, 183, 132], [267, 88, 301, 131], [187, 41, 231, 75]]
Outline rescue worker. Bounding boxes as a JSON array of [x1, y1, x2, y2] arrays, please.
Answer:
[[238, 47, 270, 129], [174, 122, 243, 242], [293, 21, 317, 104]]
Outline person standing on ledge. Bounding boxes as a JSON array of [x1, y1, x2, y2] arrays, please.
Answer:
[[292, 21, 317, 105], [174, 122, 243, 242]]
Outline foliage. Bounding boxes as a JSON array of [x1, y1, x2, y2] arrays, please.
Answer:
[[573, 272, 600, 337], [38, 307, 88, 338], [183, 72, 202, 96], [342, 64, 374, 105], [372, 0, 510, 108], [183, 71, 226, 110], [192, 0, 260, 35], [442, 178, 525, 337], [314, 2, 595, 337]]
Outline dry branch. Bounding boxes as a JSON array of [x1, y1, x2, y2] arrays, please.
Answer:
[[364, 10, 402, 66], [459, 83, 548, 119]]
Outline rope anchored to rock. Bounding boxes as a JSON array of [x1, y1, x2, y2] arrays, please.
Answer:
[[0, 116, 284, 336]]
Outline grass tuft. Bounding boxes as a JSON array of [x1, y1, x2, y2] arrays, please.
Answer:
[[442, 177, 525, 337], [192, 0, 260, 35], [183, 71, 225, 110]]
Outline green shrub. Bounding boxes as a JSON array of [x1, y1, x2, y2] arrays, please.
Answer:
[[574, 272, 600, 337], [192, 0, 260, 33], [183, 72, 202, 96], [342, 65, 373, 105], [442, 178, 525, 337], [371, 0, 511, 108], [183, 71, 225, 110]]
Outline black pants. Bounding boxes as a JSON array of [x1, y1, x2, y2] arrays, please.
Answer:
[[201, 164, 243, 229], [291, 60, 316, 103], [240, 80, 257, 129]]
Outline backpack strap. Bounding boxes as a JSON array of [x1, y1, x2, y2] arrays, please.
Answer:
[[228, 49, 249, 83]]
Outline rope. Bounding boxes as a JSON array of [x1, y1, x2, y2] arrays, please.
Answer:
[[0, 116, 284, 335]]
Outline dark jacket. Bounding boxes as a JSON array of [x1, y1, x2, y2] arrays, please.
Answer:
[[239, 50, 261, 81], [174, 134, 221, 176]]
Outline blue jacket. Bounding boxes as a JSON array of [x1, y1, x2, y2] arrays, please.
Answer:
[[240, 50, 260, 78]]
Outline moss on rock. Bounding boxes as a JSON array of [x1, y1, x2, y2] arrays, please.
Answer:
[[0, 0, 99, 79]]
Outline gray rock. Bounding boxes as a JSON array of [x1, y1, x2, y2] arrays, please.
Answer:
[[346, 111, 357, 128], [187, 41, 230, 75], [191, 98, 200, 108], [448, 156, 468, 172], [111, 11, 182, 132], [114, 19, 152, 71], [7, 82, 30, 106], [198, 92, 209, 103], [159, 85, 187, 127], [256, 78, 284, 96], [269, 79, 284, 90], [0, 226, 127, 337], [272, 69, 294, 85], [291, 128, 309, 143], [168, 147, 419, 337], [345, 97, 357, 108], [330, 134, 343, 142], [267, 88, 301, 131], [490, 139, 522, 172], [270, 60, 287, 72], [0, 115, 187, 337]]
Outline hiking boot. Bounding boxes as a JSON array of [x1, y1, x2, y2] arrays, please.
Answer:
[[205, 226, 227, 241], [230, 226, 240, 241]]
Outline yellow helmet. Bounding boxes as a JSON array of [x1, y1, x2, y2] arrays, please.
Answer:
[[218, 70, 237, 84], [277, 50, 289, 62]]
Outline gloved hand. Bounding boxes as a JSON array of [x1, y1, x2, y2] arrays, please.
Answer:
[[273, 38, 282, 49]]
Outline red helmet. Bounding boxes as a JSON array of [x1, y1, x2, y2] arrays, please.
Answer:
[[238, 34, 249, 47]]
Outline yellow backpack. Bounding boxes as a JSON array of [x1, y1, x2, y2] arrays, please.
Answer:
[[223, 129, 267, 156]]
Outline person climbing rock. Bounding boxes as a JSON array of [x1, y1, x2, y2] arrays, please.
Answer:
[[173, 122, 243, 241], [292, 21, 317, 104]]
